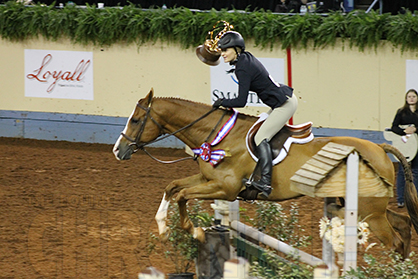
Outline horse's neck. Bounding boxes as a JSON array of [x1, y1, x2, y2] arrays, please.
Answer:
[[155, 99, 222, 147], [155, 99, 254, 148]]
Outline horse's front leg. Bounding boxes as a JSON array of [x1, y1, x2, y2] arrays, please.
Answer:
[[165, 173, 207, 199], [155, 174, 207, 236], [176, 179, 240, 243]]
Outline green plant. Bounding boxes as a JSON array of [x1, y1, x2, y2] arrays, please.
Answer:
[[148, 200, 212, 274], [241, 201, 312, 278], [342, 249, 418, 278], [345, 10, 391, 51], [281, 13, 322, 49], [250, 252, 313, 279], [244, 201, 311, 247], [386, 10, 418, 53], [314, 11, 349, 48], [3, 1, 418, 52]]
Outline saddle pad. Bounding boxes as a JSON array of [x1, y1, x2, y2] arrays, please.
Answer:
[[245, 113, 314, 165]]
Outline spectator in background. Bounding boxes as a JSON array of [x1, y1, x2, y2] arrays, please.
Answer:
[[275, 0, 307, 13], [391, 89, 418, 208]]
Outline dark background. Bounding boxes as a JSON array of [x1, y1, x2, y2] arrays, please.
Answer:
[[7, 0, 418, 14]]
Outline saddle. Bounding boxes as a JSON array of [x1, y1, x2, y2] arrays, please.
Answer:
[[246, 113, 314, 165], [238, 113, 314, 201]]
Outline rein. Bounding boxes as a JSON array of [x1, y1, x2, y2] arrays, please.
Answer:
[[121, 101, 228, 164]]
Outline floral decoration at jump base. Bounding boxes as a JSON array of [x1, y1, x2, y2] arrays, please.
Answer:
[[319, 216, 375, 254]]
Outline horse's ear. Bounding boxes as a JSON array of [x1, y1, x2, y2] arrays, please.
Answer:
[[143, 88, 154, 106], [148, 88, 154, 100]]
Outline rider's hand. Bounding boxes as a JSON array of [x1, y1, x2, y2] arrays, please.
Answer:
[[212, 98, 224, 108], [405, 126, 416, 134]]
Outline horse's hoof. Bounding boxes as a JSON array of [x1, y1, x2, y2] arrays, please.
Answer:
[[160, 234, 168, 242], [160, 228, 171, 242], [193, 227, 206, 243]]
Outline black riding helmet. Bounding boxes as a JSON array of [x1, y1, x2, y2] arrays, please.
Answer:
[[217, 31, 245, 51]]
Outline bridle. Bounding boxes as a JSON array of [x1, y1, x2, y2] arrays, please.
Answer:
[[120, 98, 226, 164], [120, 101, 162, 151]]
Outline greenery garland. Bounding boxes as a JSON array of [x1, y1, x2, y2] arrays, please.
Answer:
[[1, 1, 418, 52]]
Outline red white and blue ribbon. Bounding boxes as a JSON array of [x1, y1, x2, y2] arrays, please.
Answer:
[[192, 109, 238, 166]]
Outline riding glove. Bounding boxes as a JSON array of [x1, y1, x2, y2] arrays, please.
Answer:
[[213, 98, 224, 108]]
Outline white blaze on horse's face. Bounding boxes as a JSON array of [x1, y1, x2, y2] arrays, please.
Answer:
[[113, 96, 162, 161], [113, 107, 137, 161]]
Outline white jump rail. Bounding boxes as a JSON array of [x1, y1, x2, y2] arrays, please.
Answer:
[[230, 220, 325, 267]]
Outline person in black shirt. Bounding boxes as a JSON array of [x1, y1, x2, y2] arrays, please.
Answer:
[[391, 88, 418, 207], [213, 31, 298, 198], [275, 0, 308, 13]]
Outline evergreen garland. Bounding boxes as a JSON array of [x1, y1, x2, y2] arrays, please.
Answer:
[[1, 1, 418, 52]]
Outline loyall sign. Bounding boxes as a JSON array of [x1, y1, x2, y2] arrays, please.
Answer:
[[24, 49, 94, 100]]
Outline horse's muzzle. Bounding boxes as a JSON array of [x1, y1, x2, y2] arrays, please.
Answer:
[[113, 141, 133, 161]]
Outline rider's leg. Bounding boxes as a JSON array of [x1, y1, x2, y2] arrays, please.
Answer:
[[254, 94, 298, 144], [252, 94, 298, 198], [251, 139, 273, 198]]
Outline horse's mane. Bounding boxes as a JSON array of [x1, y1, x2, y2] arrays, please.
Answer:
[[154, 96, 209, 107], [153, 96, 256, 119]]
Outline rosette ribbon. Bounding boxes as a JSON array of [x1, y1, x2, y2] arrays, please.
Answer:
[[192, 109, 238, 166]]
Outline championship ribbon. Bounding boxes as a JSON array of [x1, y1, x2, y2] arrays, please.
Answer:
[[192, 109, 238, 166]]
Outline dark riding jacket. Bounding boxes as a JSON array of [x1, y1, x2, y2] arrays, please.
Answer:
[[220, 51, 293, 109], [391, 108, 418, 135]]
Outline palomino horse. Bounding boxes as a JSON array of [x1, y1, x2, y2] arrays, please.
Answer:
[[113, 89, 418, 258]]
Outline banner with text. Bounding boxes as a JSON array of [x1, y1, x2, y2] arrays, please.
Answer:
[[210, 58, 285, 107], [25, 49, 94, 100]]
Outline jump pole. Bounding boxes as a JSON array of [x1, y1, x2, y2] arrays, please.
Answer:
[[343, 151, 359, 272], [230, 220, 325, 267]]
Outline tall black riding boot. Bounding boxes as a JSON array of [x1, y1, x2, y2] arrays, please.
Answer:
[[251, 139, 273, 198]]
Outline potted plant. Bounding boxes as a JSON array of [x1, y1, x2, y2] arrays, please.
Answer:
[[148, 200, 212, 279]]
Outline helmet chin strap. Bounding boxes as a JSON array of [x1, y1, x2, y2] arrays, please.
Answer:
[[229, 47, 240, 65]]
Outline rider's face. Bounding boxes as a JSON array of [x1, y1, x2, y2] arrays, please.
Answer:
[[221, 48, 237, 63]]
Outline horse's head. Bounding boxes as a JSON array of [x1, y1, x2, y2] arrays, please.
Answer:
[[113, 88, 164, 160]]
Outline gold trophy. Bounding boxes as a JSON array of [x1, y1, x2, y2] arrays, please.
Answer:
[[196, 21, 233, 66]]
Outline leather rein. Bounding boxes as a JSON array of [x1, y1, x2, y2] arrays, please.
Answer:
[[120, 100, 227, 164]]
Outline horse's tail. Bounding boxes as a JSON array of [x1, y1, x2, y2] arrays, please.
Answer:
[[379, 143, 418, 234]]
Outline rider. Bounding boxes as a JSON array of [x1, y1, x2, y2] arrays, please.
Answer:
[[212, 31, 298, 198]]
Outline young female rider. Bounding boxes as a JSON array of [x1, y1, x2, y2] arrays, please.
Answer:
[[212, 31, 298, 198]]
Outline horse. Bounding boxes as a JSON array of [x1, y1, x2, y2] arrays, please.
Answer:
[[113, 89, 418, 258]]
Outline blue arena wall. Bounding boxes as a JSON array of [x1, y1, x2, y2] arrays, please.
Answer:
[[0, 110, 185, 148], [0, 110, 390, 149]]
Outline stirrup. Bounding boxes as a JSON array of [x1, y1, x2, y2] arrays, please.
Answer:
[[242, 178, 252, 187], [251, 181, 272, 198], [243, 178, 271, 198]]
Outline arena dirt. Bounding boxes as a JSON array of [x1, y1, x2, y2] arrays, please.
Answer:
[[0, 137, 416, 278]]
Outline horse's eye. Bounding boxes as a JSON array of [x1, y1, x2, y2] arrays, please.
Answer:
[[131, 118, 141, 124]]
